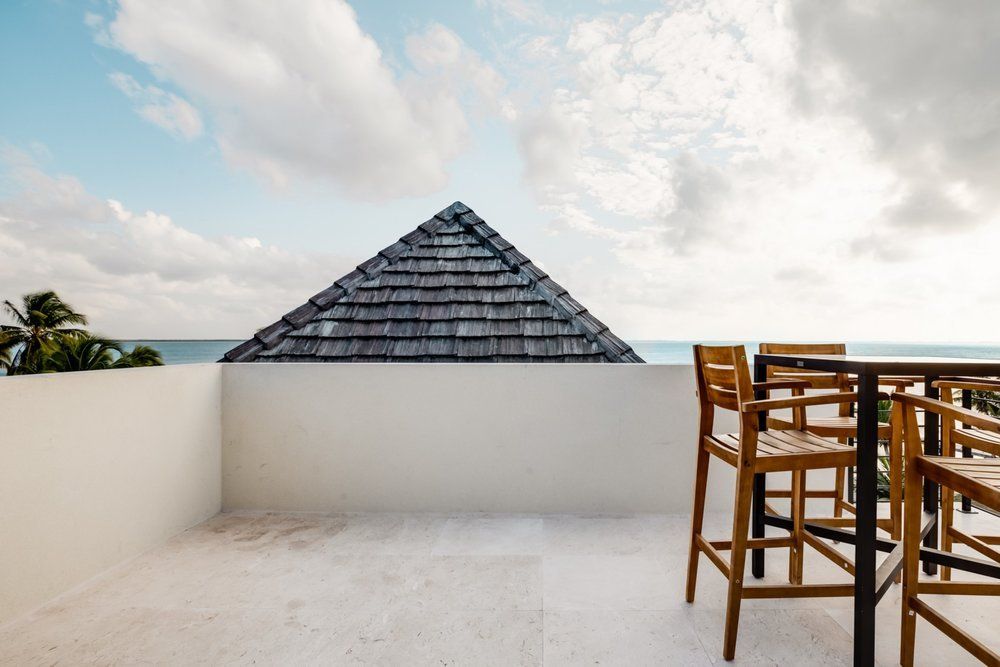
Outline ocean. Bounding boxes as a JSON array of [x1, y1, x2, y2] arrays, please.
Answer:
[[628, 341, 1000, 365], [120, 340, 240, 365], [3, 339, 999, 376], [112, 340, 1000, 366]]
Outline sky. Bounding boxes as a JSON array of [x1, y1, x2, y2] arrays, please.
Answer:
[[1, 0, 999, 341]]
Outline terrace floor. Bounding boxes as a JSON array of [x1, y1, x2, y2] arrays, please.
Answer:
[[2, 510, 999, 666]]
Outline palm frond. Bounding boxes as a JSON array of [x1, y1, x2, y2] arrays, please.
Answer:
[[42, 334, 122, 373], [114, 344, 164, 368], [48, 313, 89, 328], [2, 290, 90, 373], [0, 326, 29, 343], [2, 300, 28, 327], [0, 333, 19, 372]]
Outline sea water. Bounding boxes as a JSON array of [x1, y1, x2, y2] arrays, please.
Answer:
[[0, 340, 997, 373], [628, 341, 1000, 365], [120, 340, 240, 365], [113, 340, 1000, 366]]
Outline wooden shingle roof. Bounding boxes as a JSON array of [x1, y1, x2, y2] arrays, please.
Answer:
[[221, 202, 644, 363]]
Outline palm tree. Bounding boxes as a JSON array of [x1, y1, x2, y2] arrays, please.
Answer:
[[114, 344, 164, 368], [42, 334, 122, 373], [0, 332, 17, 373], [2, 291, 88, 374], [972, 390, 1000, 417], [1, 290, 165, 374], [42, 337, 166, 372]]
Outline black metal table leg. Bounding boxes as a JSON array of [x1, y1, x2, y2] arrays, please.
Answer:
[[923, 375, 940, 575], [752, 358, 767, 579], [751, 473, 765, 578], [961, 388, 974, 513], [854, 373, 878, 666], [848, 401, 855, 504]]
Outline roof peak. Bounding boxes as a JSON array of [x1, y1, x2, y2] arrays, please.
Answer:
[[221, 202, 644, 363], [433, 201, 471, 221]]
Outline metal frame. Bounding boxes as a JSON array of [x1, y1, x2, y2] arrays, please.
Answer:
[[923, 374, 940, 576], [752, 353, 1000, 667], [960, 388, 975, 513]]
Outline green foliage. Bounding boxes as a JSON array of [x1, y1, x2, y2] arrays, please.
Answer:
[[876, 398, 892, 499], [972, 390, 1000, 417], [42, 334, 123, 372], [0, 290, 164, 374], [2, 290, 88, 374], [0, 334, 18, 373], [114, 344, 164, 368]]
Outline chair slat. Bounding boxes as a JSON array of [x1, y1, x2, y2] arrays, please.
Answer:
[[694, 344, 752, 413], [761, 343, 847, 390], [760, 342, 846, 355], [703, 363, 738, 390], [705, 386, 740, 411], [953, 429, 1000, 457], [698, 345, 739, 365]]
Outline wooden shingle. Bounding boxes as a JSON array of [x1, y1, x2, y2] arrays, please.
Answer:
[[221, 201, 643, 363]]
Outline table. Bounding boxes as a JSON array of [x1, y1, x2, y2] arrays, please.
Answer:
[[753, 354, 1000, 666]]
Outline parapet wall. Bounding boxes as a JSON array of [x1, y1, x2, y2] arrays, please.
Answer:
[[0, 365, 221, 625], [221, 363, 737, 514], [2, 361, 749, 625]]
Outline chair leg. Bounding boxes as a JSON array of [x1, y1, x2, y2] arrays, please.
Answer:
[[789, 470, 806, 585], [833, 462, 845, 519], [686, 446, 711, 603], [900, 459, 923, 667], [723, 467, 755, 661], [889, 423, 903, 543], [940, 482, 955, 582]]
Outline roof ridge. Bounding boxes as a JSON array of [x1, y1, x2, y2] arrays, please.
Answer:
[[221, 202, 643, 363]]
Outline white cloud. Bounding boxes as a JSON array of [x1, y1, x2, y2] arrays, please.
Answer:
[[405, 23, 515, 122], [54, 0, 1000, 342], [0, 146, 109, 224], [517, 102, 584, 189], [109, 72, 203, 140], [505, 0, 1000, 341], [100, 0, 506, 200], [791, 0, 1000, 239], [0, 151, 350, 338], [517, 4, 874, 253]]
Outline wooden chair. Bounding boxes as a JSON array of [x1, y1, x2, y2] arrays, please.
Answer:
[[758, 342, 908, 540], [687, 344, 861, 661], [896, 392, 1000, 665], [934, 378, 1000, 581]]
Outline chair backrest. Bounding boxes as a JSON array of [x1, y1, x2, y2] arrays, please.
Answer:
[[935, 381, 1000, 458], [693, 344, 755, 413], [693, 345, 765, 468], [758, 342, 848, 391], [760, 343, 852, 423]]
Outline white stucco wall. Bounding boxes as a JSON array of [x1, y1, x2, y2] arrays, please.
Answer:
[[2, 361, 754, 625], [0, 365, 222, 625], [221, 363, 736, 513]]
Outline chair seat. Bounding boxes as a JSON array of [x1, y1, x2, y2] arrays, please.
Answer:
[[807, 415, 885, 429], [705, 430, 856, 472], [916, 457, 1000, 510], [808, 416, 892, 437], [952, 427, 1000, 457], [769, 415, 891, 438]]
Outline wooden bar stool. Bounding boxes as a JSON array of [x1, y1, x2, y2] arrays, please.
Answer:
[[934, 377, 1000, 580], [896, 392, 1000, 665], [758, 342, 909, 541], [687, 345, 861, 661]]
